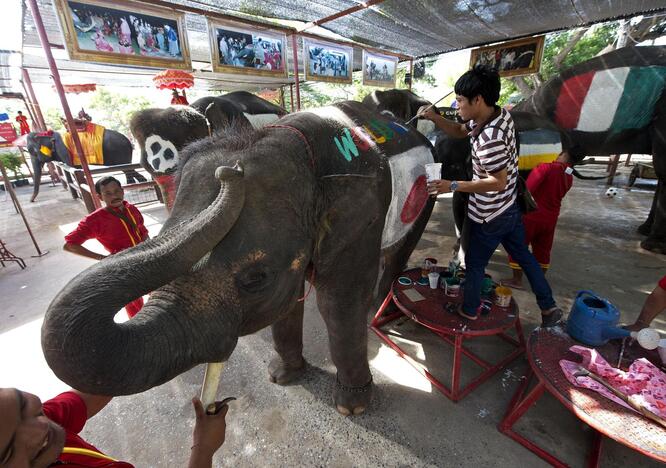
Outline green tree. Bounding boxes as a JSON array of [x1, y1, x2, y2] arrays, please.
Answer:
[[88, 88, 152, 136], [44, 107, 65, 132]]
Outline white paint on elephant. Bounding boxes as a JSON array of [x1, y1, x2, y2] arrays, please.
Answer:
[[577, 67, 629, 132], [519, 142, 562, 157], [242, 113, 280, 129], [416, 119, 435, 137], [382, 146, 433, 249], [144, 134, 178, 173]]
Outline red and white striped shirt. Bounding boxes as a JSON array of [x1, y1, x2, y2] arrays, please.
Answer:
[[467, 108, 518, 223]]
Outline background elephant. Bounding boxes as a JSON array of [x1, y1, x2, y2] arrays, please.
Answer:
[[25, 129, 146, 202], [131, 91, 287, 209], [515, 45, 666, 253], [42, 101, 435, 416]]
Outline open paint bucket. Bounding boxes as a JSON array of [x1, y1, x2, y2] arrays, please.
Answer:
[[495, 286, 512, 308]]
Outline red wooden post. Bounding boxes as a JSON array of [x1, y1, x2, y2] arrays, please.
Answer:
[[408, 59, 413, 90], [289, 84, 294, 112], [26, 0, 101, 209], [21, 69, 46, 131], [291, 34, 301, 111]]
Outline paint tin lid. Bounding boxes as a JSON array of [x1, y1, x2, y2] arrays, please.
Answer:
[[398, 276, 412, 285]]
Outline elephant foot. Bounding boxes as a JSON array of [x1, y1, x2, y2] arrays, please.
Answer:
[[637, 221, 653, 236], [640, 238, 666, 254], [333, 374, 372, 416], [268, 356, 306, 385]]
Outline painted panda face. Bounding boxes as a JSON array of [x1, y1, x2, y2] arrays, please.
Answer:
[[144, 134, 178, 174]]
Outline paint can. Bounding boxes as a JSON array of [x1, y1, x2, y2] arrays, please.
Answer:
[[495, 286, 512, 308]]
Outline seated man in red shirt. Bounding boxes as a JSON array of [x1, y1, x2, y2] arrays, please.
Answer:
[[0, 387, 229, 467], [627, 275, 666, 331], [64, 176, 149, 318], [501, 150, 574, 289]]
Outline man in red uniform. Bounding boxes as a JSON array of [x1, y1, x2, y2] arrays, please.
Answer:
[[15, 111, 30, 135], [501, 150, 574, 289], [0, 387, 230, 467], [64, 176, 149, 318]]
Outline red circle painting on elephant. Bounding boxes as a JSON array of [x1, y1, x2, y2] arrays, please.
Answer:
[[400, 174, 428, 224]]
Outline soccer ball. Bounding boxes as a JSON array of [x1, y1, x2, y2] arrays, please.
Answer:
[[605, 187, 619, 198]]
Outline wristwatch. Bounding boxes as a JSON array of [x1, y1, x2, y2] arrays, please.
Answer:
[[450, 180, 459, 192]]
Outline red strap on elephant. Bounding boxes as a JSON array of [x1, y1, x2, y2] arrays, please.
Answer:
[[267, 124, 315, 169], [297, 268, 315, 302]]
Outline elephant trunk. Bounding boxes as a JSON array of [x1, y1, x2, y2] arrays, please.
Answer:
[[30, 159, 42, 202], [42, 163, 246, 395]]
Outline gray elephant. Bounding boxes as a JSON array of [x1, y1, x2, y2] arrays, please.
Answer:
[[515, 45, 666, 253], [26, 129, 146, 202], [131, 91, 287, 209], [42, 101, 435, 415]]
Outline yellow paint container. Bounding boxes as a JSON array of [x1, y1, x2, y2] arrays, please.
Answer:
[[495, 286, 512, 308]]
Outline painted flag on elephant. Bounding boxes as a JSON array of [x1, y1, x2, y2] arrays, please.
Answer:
[[517, 128, 561, 171], [554, 66, 666, 133], [381, 146, 433, 249]]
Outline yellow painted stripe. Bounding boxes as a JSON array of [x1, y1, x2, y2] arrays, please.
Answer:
[[518, 153, 559, 171], [62, 447, 117, 461]]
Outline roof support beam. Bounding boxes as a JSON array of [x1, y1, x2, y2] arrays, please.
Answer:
[[298, 0, 387, 33]]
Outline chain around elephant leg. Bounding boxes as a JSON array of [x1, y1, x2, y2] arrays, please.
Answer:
[[268, 297, 307, 385]]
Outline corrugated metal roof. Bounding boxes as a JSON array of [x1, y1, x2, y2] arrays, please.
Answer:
[[5, 0, 666, 95]]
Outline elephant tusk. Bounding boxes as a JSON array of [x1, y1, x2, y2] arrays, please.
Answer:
[[200, 361, 226, 414]]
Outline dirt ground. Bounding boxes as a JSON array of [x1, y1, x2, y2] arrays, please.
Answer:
[[0, 162, 664, 467]]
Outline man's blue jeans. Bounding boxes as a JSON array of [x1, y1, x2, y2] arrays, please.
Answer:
[[463, 202, 556, 316]]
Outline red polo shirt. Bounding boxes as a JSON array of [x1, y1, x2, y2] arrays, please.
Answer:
[[65, 201, 148, 254], [44, 392, 134, 467], [524, 161, 573, 224]]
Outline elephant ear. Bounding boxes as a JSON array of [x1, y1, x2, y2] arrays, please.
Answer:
[[314, 174, 386, 270], [204, 102, 229, 134]]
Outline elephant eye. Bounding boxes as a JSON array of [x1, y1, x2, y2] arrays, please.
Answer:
[[237, 267, 273, 293]]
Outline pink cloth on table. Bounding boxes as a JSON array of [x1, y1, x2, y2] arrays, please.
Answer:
[[560, 345, 666, 418]]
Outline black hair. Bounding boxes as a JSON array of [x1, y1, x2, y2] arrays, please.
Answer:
[[95, 176, 122, 195], [454, 65, 501, 107]]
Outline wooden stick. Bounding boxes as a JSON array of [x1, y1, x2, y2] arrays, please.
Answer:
[[405, 89, 454, 125], [575, 366, 666, 428], [200, 361, 225, 415]]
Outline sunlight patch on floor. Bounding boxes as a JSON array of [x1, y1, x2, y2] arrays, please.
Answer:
[[370, 344, 432, 393], [0, 317, 68, 401]]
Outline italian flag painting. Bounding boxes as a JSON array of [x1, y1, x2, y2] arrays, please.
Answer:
[[554, 66, 666, 133]]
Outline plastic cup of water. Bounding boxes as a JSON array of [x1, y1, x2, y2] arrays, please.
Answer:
[[428, 271, 440, 289], [425, 163, 442, 194]]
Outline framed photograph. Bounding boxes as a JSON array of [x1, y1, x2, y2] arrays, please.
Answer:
[[362, 50, 398, 88], [303, 39, 352, 84], [209, 20, 288, 77], [53, 0, 191, 69], [469, 36, 545, 78]]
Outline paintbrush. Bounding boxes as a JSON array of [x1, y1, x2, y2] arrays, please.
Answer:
[[574, 365, 666, 428], [405, 90, 455, 125]]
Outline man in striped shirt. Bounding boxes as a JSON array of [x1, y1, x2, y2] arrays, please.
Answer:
[[418, 66, 563, 326]]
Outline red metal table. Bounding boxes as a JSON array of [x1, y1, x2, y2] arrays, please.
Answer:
[[370, 268, 525, 401], [499, 327, 666, 467]]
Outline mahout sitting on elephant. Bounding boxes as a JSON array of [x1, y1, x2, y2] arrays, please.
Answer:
[[131, 90, 287, 209], [26, 128, 146, 202], [42, 101, 435, 416], [515, 45, 666, 253]]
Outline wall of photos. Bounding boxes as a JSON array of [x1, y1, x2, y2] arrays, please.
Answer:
[[54, 0, 406, 87]]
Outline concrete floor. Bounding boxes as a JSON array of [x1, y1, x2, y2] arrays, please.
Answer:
[[1, 164, 664, 467]]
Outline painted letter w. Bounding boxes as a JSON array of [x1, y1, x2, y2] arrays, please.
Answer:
[[334, 128, 359, 162]]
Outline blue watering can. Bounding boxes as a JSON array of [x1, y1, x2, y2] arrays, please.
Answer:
[[566, 290, 630, 346]]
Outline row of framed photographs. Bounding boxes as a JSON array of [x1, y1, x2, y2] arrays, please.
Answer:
[[54, 0, 400, 87]]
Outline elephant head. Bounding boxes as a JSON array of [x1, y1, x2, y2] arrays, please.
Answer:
[[26, 131, 67, 202], [42, 126, 316, 395]]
